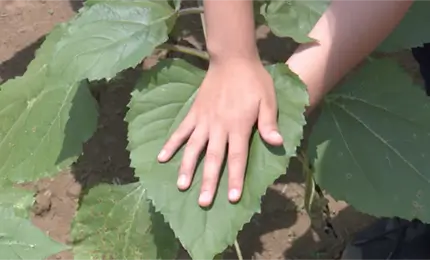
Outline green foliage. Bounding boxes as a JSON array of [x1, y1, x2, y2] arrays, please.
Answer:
[[72, 183, 178, 259], [0, 186, 67, 258], [126, 59, 308, 259], [378, 1, 430, 52], [0, 186, 34, 218], [0, 196, 68, 259], [309, 59, 430, 221], [0, 52, 98, 186], [260, 0, 329, 42], [2, 0, 430, 259], [47, 0, 176, 82]]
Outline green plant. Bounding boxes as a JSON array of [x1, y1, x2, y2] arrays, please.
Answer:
[[1, 0, 430, 259]]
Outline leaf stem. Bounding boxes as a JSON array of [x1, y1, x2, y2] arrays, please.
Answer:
[[178, 7, 204, 16], [298, 150, 315, 213], [158, 43, 209, 61], [234, 239, 244, 260]]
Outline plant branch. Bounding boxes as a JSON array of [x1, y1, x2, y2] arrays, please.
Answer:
[[234, 239, 244, 260], [178, 7, 204, 16], [157, 44, 209, 60]]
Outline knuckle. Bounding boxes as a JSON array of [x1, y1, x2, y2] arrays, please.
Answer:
[[202, 171, 217, 183], [205, 150, 221, 163], [202, 170, 218, 188], [186, 136, 201, 150], [180, 161, 191, 173], [170, 129, 186, 141], [228, 152, 243, 164]]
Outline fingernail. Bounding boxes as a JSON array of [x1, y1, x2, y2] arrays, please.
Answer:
[[270, 131, 283, 141], [229, 189, 240, 201], [157, 150, 167, 160], [199, 191, 211, 205], [177, 175, 187, 188]]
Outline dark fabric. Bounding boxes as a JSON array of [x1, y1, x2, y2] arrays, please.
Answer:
[[341, 218, 430, 259], [412, 43, 430, 96]]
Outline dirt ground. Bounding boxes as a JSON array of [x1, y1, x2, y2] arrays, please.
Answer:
[[1, 0, 419, 259]]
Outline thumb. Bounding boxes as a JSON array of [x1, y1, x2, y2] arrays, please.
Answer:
[[257, 98, 283, 146]]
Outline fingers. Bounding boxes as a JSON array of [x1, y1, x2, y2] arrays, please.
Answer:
[[227, 129, 252, 203], [178, 127, 208, 190], [258, 98, 283, 146], [199, 129, 227, 207], [158, 115, 195, 163]]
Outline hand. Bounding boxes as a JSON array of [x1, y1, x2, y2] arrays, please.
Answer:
[[157, 58, 283, 207]]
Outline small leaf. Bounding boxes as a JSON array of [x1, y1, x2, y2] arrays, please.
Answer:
[[0, 66, 98, 184], [72, 183, 178, 259], [0, 206, 68, 259], [309, 59, 430, 221], [47, 0, 176, 82], [0, 186, 34, 218], [260, 0, 329, 43], [126, 59, 308, 259], [377, 1, 430, 52]]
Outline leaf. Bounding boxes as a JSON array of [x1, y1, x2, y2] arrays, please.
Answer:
[[126, 59, 308, 259], [260, 0, 329, 43], [0, 206, 68, 259], [0, 65, 98, 184], [84, 0, 174, 9], [309, 59, 430, 221], [47, 0, 176, 82], [26, 24, 67, 74], [72, 183, 178, 259], [171, 0, 181, 11], [0, 186, 34, 218], [377, 1, 430, 52]]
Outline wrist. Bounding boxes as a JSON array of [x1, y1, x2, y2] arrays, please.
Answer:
[[206, 41, 260, 64]]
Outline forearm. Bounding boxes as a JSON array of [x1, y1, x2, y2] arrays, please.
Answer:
[[203, 0, 259, 61], [286, 0, 413, 111]]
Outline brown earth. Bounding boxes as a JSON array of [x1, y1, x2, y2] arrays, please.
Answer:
[[1, 1, 420, 259]]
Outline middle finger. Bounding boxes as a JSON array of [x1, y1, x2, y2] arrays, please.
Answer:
[[199, 128, 227, 207]]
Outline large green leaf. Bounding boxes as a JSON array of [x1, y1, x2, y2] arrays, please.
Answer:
[[309, 59, 430, 221], [0, 206, 68, 259], [26, 24, 67, 74], [0, 186, 34, 218], [47, 0, 175, 82], [126, 59, 308, 259], [72, 183, 178, 259], [0, 16, 98, 184], [260, 0, 329, 43], [377, 1, 430, 52], [0, 67, 98, 184]]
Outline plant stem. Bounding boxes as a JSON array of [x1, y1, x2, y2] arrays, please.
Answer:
[[297, 150, 315, 213], [157, 43, 209, 61], [234, 239, 244, 260], [178, 7, 204, 16], [197, 0, 207, 40]]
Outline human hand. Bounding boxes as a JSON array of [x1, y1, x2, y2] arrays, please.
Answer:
[[157, 58, 283, 207]]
